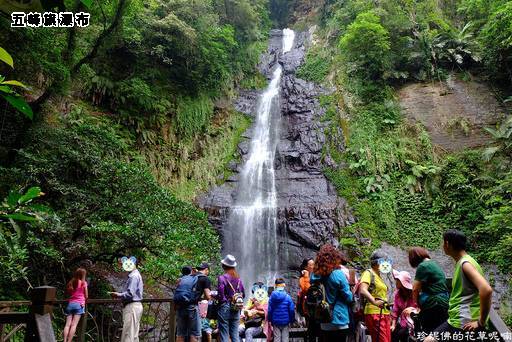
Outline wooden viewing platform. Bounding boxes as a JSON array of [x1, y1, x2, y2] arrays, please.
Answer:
[[0, 286, 510, 342]]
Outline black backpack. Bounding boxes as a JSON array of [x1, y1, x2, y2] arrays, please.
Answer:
[[305, 280, 332, 323]]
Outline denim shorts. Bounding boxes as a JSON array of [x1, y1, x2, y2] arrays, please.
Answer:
[[176, 305, 201, 337], [65, 302, 85, 315]]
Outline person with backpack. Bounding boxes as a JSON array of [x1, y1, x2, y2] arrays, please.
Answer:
[[268, 278, 295, 342], [217, 254, 245, 342], [408, 247, 449, 334], [424, 230, 493, 342], [63, 268, 88, 342], [310, 245, 353, 342], [359, 251, 392, 342], [174, 262, 212, 342]]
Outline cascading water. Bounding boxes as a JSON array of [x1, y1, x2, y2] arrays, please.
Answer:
[[224, 29, 295, 289]]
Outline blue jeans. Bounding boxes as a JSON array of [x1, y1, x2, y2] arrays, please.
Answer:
[[240, 326, 263, 342], [176, 304, 201, 337], [65, 302, 85, 315], [218, 302, 240, 342]]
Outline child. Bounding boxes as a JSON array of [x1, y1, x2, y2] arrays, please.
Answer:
[[63, 268, 88, 342], [199, 300, 213, 342], [268, 278, 295, 342]]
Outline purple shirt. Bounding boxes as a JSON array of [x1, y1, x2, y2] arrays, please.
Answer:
[[217, 274, 245, 304]]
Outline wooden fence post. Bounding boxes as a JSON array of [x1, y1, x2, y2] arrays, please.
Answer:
[[168, 302, 176, 342], [77, 306, 87, 342], [26, 286, 56, 342]]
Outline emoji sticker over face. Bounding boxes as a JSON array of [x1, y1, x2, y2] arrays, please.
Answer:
[[251, 282, 269, 304], [378, 258, 393, 274], [121, 256, 137, 272]]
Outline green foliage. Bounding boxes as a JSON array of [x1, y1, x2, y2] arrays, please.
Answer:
[[480, 2, 512, 84], [0, 47, 14, 68], [0, 116, 220, 294], [269, 0, 293, 28], [458, 0, 508, 28], [0, 47, 33, 119], [476, 206, 512, 273], [175, 95, 214, 139], [483, 116, 512, 162], [319, 0, 489, 264], [1, 0, 270, 140], [142, 110, 251, 202], [322, 0, 487, 83], [339, 11, 392, 81], [296, 46, 332, 83], [240, 72, 267, 90], [395, 189, 443, 249], [0, 187, 48, 286], [473, 171, 512, 272]]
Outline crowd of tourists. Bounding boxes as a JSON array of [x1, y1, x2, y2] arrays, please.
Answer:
[[62, 229, 494, 342], [296, 229, 493, 342]]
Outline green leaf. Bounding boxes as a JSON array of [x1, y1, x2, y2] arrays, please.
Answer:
[[6, 191, 21, 207], [81, 0, 92, 8], [2, 80, 28, 89], [18, 187, 42, 204], [482, 146, 500, 162], [0, 85, 12, 94], [0, 47, 14, 68], [4, 213, 37, 222], [27, 204, 50, 213], [0, 94, 33, 120]]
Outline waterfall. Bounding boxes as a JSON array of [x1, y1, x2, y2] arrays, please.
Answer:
[[224, 29, 295, 289]]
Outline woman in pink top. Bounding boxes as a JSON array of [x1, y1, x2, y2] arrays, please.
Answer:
[[63, 268, 88, 342], [391, 270, 417, 342]]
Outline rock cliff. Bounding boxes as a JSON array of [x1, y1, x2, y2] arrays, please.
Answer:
[[199, 29, 354, 274]]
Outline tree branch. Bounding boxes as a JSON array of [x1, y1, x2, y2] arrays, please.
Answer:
[[71, 0, 129, 74], [31, 0, 129, 112]]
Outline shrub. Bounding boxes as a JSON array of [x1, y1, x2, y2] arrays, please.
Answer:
[[1, 117, 220, 295], [339, 11, 392, 82], [480, 2, 512, 85], [175, 95, 214, 139], [296, 47, 332, 83]]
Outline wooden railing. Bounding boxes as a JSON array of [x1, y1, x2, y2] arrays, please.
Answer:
[[0, 287, 176, 342], [1, 285, 510, 342]]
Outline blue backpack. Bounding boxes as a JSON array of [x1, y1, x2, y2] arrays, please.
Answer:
[[174, 275, 202, 305]]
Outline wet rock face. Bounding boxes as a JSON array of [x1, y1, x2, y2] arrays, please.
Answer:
[[199, 30, 354, 276], [398, 75, 505, 151]]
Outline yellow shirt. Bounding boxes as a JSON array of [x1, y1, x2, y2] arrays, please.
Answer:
[[361, 270, 390, 315]]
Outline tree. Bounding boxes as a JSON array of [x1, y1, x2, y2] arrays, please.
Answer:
[[339, 11, 392, 82], [32, 0, 130, 112], [480, 2, 512, 85]]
